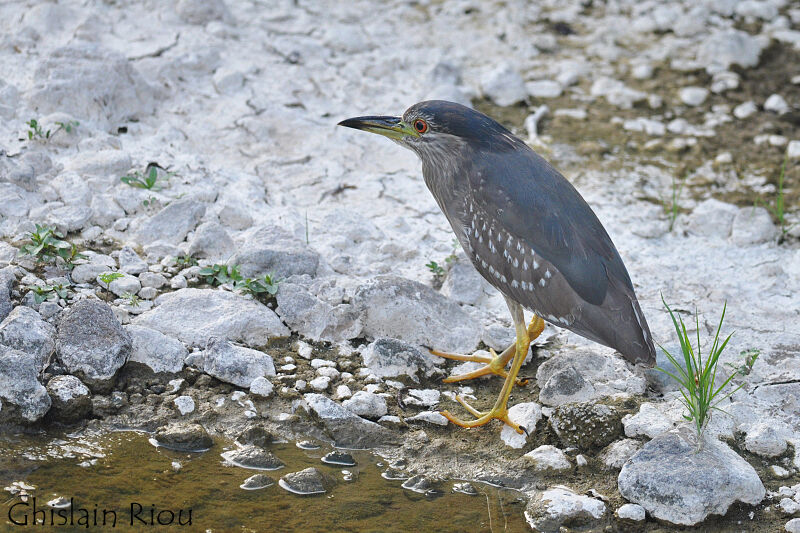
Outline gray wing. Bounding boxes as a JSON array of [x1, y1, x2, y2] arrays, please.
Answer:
[[459, 145, 655, 365]]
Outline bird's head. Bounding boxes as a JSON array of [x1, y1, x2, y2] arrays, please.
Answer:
[[338, 100, 522, 161]]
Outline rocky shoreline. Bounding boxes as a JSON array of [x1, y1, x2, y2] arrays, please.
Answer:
[[2, 0, 800, 530]]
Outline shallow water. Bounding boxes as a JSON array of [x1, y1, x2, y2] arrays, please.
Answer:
[[1, 431, 529, 532]]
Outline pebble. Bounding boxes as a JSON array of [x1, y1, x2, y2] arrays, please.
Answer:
[[617, 503, 646, 521], [733, 101, 758, 119], [309, 376, 330, 391], [523, 445, 571, 471], [765, 94, 790, 114], [279, 468, 327, 495], [240, 474, 273, 490], [679, 86, 709, 106], [173, 395, 195, 415], [405, 411, 448, 426]]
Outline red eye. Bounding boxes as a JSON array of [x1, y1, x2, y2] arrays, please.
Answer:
[[413, 119, 428, 133]]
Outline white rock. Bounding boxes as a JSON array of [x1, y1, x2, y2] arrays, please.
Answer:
[[623, 403, 679, 439], [480, 64, 527, 107], [600, 439, 643, 469], [526, 80, 562, 99], [405, 411, 449, 426], [765, 94, 790, 115], [309, 376, 330, 391], [107, 273, 141, 297], [734, 101, 758, 119], [617, 503, 646, 521], [745, 422, 789, 457], [711, 71, 740, 93], [787, 141, 800, 160], [174, 395, 195, 415], [772, 465, 792, 479], [186, 222, 235, 261], [28, 43, 156, 130], [679, 87, 709, 107], [317, 366, 340, 379], [623, 117, 665, 136], [787, 518, 800, 533], [118, 246, 148, 275], [334, 384, 352, 400], [403, 389, 440, 408], [686, 199, 739, 239], [359, 338, 436, 382], [536, 350, 645, 406], [440, 262, 487, 306], [696, 29, 765, 74], [342, 391, 387, 419], [619, 429, 765, 526], [524, 445, 571, 471], [133, 288, 288, 347], [133, 199, 206, 246], [125, 324, 187, 374], [354, 276, 481, 354], [139, 272, 167, 289], [202, 337, 275, 388], [631, 63, 653, 80], [731, 207, 777, 246], [501, 402, 542, 449], [525, 486, 605, 531], [590, 77, 647, 109], [781, 498, 800, 515], [250, 376, 273, 398]]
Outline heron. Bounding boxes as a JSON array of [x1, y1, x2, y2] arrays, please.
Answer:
[[339, 100, 655, 433]]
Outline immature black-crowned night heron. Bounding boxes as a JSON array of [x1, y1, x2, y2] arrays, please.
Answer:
[[338, 100, 656, 433]]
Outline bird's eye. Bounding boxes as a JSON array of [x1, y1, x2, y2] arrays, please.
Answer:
[[413, 119, 428, 133]]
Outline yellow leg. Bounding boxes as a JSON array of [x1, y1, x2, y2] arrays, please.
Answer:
[[430, 316, 544, 384], [440, 302, 538, 434]]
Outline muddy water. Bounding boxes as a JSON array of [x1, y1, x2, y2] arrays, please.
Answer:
[[1, 431, 529, 532]]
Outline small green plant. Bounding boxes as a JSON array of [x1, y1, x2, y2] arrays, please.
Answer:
[[666, 174, 685, 232], [757, 155, 795, 243], [174, 254, 198, 267], [198, 264, 243, 286], [29, 283, 70, 304], [55, 120, 79, 134], [444, 238, 461, 265], [25, 118, 78, 141], [725, 348, 760, 377], [122, 292, 141, 307], [426, 260, 445, 278], [236, 273, 281, 297], [98, 272, 124, 301], [19, 224, 85, 268], [121, 165, 161, 190], [656, 296, 740, 443], [26, 118, 51, 140]]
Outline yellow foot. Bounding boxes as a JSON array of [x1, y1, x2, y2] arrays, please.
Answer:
[[440, 396, 524, 434], [429, 315, 545, 385], [430, 346, 528, 385]]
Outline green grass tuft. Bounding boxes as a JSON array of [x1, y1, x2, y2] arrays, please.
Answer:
[[656, 296, 743, 442]]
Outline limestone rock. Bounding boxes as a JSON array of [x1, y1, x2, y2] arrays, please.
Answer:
[[303, 393, 395, 448], [0, 305, 56, 372], [124, 324, 187, 374], [618, 429, 765, 525], [133, 288, 289, 347], [203, 337, 275, 388], [229, 225, 320, 279], [46, 375, 91, 422], [0, 345, 51, 424], [360, 338, 436, 382], [353, 275, 481, 354], [525, 486, 606, 532], [56, 300, 132, 392]]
